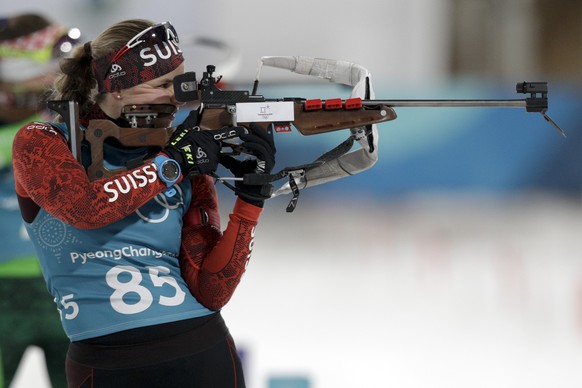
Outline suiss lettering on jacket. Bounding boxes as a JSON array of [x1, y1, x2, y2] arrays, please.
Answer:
[[104, 164, 158, 202]]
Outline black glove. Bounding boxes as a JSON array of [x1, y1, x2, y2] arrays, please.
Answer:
[[163, 126, 222, 176], [220, 123, 276, 207], [164, 108, 245, 177], [178, 108, 201, 130]]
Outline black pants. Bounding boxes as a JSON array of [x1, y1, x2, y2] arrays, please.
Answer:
[[66, 312, 245, 388]]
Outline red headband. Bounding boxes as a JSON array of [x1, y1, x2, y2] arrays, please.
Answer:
[[92, 22, 184, 93]]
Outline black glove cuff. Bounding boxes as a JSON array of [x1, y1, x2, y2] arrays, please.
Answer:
[[238, 194, 265, 208], [161, 147, 182, 166], [235, 183, 274, 208]]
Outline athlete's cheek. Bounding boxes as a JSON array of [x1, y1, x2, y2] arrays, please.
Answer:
[[125, 90, 173, 106]]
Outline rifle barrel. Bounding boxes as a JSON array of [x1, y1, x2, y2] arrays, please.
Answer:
[[365, 99, 527, 108], [363, 98, 564, 137]]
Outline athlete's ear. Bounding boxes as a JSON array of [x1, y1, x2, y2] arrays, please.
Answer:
[[99, 90, 124, 119]]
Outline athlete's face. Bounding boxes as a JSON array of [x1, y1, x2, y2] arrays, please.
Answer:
[[121, 63, 185, 107], [100, 63, 185, 127]]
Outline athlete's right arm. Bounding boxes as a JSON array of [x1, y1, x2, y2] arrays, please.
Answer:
[[12, 123, 171, 229]]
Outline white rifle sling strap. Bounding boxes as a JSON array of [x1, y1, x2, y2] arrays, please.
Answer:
[[257, 56, 379, 197]]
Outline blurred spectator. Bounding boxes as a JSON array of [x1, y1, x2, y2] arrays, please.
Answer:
[[0, 13, 80, 388]]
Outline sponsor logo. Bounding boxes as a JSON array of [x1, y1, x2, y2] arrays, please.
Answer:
[[103, 164, 158, 202], [196, 147, 207, 159], [195, 146, 209, 165], [70, 245, 174, 264], [26, 122, 58, 136], [245, 226, 256, 268], [170, 129, 187, 146], [108, 63, 126, 79], [213, 129, 238, 140], [178, 144, 195, 166], [256, 160, 266, 173]]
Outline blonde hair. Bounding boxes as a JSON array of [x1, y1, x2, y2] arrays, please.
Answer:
[[52, 19, 154, 118]]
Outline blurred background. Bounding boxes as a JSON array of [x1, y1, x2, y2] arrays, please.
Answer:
[[4, 0, 582, 387]]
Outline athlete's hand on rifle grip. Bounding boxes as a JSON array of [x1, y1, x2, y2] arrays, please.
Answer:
[[220, 123, 276, 207], [163, 125, 245, 177], [241, 123, 276, 173]]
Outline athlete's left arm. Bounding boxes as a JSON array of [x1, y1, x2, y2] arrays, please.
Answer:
[[179, 175, 262, 310]]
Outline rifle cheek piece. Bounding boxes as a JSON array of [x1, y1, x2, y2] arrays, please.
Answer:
[[121, 103, 178, 128], [83, 120, 176, 179], [85, 104, 179, 180]]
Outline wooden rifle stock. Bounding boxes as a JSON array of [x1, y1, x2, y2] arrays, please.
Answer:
[[49, 100, 177, 181], [84, 120, 174, 179], [198, 99, 397, 135], [176, 70, 397, 135], [290, 102, 396, 135]]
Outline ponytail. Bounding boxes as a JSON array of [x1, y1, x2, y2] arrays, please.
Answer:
[[52, 19, 155, 120], [52, 41, 97, 118]]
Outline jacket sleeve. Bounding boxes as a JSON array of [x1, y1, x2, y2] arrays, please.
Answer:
[[179, 175, 262, 310], [12, 122, 171, 229]]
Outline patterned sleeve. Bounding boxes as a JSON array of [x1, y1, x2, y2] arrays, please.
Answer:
[[179, 175, 262, 310], [12, 122, 170, 229]]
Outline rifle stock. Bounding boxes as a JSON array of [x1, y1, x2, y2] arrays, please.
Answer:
[[198, 99, 396, 135], [84, 120, 174, 179]]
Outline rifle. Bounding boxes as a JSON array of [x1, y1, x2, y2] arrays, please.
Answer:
[[175, 67, 562, 135], [49, 56, 565, 212], [172, 56, 565, 211]]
